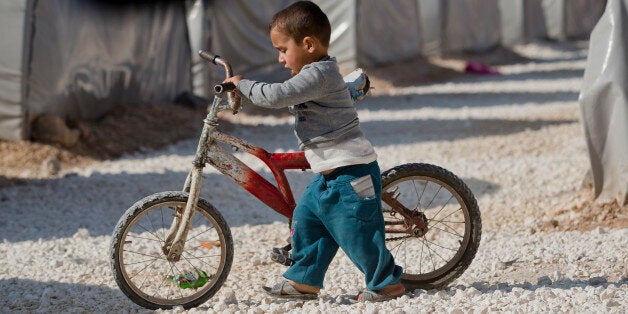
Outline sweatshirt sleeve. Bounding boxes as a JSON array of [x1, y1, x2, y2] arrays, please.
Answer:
[[236, 66, 325, 109]]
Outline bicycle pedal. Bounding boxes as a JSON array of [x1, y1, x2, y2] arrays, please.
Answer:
[[270, 247, 294, 266]]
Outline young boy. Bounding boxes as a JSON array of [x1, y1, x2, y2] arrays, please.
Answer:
[[223, 1, 404, 302]]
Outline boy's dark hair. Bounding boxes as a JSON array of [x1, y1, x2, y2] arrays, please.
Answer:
[[269, 1, 331, 47]]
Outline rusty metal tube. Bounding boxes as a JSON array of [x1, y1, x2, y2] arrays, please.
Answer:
[[199, 50, 241, 113]]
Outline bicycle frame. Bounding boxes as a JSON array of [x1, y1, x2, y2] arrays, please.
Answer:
[[163, 70, 309, 261]]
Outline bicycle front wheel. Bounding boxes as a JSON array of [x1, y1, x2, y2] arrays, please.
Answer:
[[381, 163, 481, 290], [110, 191, 233, 309]]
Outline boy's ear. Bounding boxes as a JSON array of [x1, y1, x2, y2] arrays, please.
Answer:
[[302, 36, 317, 52]]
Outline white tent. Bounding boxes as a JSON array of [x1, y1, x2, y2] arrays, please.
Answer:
[[1, 0, 606, 142], [0, 0, 192, 141], [579, 0, 628, 205]]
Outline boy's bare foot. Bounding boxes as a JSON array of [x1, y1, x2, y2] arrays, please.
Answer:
[[357, 282, 405, 302], [288, 280, 321, 294]]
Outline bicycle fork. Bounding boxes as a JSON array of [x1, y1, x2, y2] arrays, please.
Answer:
[[163, 98, 221, 262], [163, 167, 203, 262]]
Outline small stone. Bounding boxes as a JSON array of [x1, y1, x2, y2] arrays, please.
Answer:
[[365, 304, 378, 314], [589, 277, 607, 285], [221, 288, 236, 302], [41, 157, 61, 177], [606, 300, 620, 307], [466, 287, 481, 297], [72, 228, 90, 239], [49, 259, 63, 268], [552, 270, 565, 282], [600, 290, 615, 300], [594, 226, 607, 234], [537, 275, 552, 286], [31, 114, 80, 147], [435, 290, 448, 298]]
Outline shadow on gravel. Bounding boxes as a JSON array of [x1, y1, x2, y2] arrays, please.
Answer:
[[363, 118, 576, 148], [361, 91, 579, 110], [464, 276, 626, 294], [461, 177, 500, 199], [0, 278, 139, 311], [0, 169, 301, 243]]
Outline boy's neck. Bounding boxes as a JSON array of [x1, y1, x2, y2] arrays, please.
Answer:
[[316, 54, 330, 62], [310, 49, 329, 63]]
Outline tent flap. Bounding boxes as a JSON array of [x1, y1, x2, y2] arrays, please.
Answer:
[[579, 0, 628, 205]]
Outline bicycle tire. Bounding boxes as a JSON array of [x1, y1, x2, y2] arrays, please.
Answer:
[[381, 163, 481, 290], [110, 191, 233, 309]]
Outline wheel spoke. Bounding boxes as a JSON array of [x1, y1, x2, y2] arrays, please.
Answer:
[[429, 194, 455, 220], [125, 234, 164, 243], [132, 222, 163, 244], [146, 210, 164, 242], [424, 185, 443, 210], [414, 180, 429, 211], [429, 207, 463, 231], [429, 224, 464, 238], [184, 227, 217, 244], [123, 249, 166, 260]]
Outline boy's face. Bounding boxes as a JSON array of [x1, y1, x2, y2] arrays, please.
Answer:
[[270, 28, 316, 76]]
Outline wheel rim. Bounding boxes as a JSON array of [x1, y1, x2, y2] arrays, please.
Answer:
[[382, 175, 471, 281], [118, 201, 228, 306]]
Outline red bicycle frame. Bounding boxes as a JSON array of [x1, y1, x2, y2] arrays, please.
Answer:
[[204, 130, 310, 219]]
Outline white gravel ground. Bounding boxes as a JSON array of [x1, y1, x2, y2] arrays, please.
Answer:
[[1, 41, 626, 313]]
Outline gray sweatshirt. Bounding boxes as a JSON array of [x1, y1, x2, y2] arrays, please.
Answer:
[[237, 56, 364, 150]]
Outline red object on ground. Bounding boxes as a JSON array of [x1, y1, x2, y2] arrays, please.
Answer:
[[465, 61, 499, 75]]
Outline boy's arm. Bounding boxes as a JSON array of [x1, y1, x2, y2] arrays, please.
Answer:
[[235, 67, 326, 109]]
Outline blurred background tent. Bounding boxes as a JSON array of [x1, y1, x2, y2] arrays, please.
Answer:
[[0, 0, 192, 142], [579, 0, 628, 206], [1, 0, 619, 204]]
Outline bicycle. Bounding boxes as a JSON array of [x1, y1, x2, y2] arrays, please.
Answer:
[[110, 51, 482, 309]]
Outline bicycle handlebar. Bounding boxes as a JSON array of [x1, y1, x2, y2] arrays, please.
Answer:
[[214, 82, 236, 95], [199, 50, 241, 114]]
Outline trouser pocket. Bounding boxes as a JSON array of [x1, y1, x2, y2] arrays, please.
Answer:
[[349, 175, 375, 199], [338, 176, 379, 222]]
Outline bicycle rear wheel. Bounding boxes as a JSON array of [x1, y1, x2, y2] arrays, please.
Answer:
[[110, 191, 233, 309], [381, 163, 481, 290]]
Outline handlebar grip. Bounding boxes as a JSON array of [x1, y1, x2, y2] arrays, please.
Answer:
[[214, 82, 236, 95], [199, 50, 219, 64]]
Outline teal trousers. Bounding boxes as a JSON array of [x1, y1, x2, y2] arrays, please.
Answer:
[[283, 161, 403, 290]]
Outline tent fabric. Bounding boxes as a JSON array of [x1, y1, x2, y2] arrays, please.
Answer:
[[443, 0, 501, 52], [0, 1, 28, 141], [25, 0, 192, 122], [579, 0, 628, 205], [499, 0, 548, 46], [186, 0, 211, 98], [316, 0, 357, 70], [207, 0, 294, 84], [0, 1, 607, 141], [356, 0, 421, 67], [552, 0, 606, 40]]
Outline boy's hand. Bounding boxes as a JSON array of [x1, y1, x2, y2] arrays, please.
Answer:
[[223, 75, 243, 87]]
